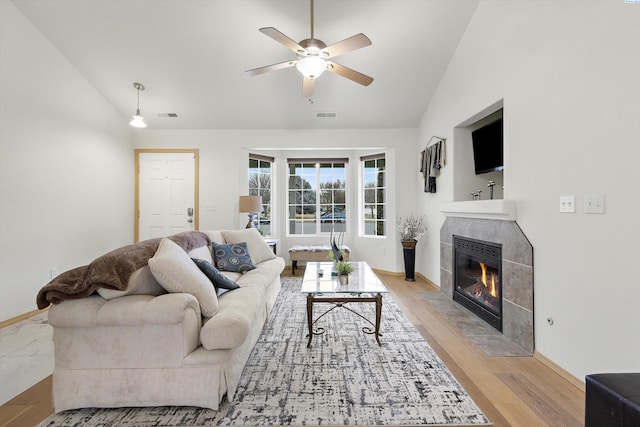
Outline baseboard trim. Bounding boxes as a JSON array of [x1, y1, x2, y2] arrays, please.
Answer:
[[416, 272, 439, 288], [534, 351, 585, 392], [0, 307, 48, 329], [370, 268, 403, 277]]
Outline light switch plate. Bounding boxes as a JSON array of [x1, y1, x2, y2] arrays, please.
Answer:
[[584, 193, 605, 214], [559, 195, 575, 213]]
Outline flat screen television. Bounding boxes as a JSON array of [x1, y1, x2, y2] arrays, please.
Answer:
[[472, 118, 503, 174]]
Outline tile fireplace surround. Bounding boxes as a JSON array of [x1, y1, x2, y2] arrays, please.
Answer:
[[440, 216, 534, 354]]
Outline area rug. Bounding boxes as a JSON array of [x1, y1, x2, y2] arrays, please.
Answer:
[[39, 277, 491, 427]]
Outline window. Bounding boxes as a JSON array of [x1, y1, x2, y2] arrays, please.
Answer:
[[248, 154, 273, 235], [362, 153, 386, 236], [287, 159, 347, 235]]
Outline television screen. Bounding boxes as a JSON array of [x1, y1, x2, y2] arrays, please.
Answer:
[[472, 118, 503, 174]]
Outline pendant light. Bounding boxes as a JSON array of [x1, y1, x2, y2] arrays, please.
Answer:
[[129, 82, 147, 128]]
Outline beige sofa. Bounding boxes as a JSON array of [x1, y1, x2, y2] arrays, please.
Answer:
[[45, 229, 284, 412]]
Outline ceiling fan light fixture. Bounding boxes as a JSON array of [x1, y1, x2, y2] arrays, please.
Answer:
[[296, 56, 326, 79], [129, 82, 147, 128]]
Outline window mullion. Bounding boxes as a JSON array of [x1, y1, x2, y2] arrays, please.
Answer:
[[315, 166, 320, 235]]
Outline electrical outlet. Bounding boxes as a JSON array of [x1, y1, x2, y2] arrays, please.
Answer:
[[584, 193, 605, 214], [559, 195, 575, 213], [50, 268, 58, 279]]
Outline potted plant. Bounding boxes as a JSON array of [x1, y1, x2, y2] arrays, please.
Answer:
[[397, 214, 426, 281], [335, 261, 355, 285]]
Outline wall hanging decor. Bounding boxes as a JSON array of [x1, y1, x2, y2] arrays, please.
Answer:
[[420, 136, 446, 193]]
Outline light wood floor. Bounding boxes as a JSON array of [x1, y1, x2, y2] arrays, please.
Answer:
[[0, 269, 585, 427]]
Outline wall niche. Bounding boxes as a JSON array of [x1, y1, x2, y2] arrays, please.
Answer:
[[453, 100, 504, 202]]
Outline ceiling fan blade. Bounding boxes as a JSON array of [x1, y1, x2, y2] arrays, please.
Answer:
[[302, 77, 315, 97], [320, 33, 372, 58], [326, 61, 374, 86], [259, 27, 308, 55], [245, 60, 297, 77]]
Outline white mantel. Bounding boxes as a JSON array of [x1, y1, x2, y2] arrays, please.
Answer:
[[440, 199, 516, 221]]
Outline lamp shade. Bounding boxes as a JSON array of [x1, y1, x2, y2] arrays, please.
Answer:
[[129, 111, 147, 128], [239, 195, 262, 213]]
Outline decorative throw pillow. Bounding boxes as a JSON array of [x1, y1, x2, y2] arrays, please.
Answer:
[[212, 242, 256, 273], [221, 229, 276, 264], [148, 238, 218, 317], [191, 258, 240, 292]]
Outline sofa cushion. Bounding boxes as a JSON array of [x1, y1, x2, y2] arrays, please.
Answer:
[[202, 230, 225, 245], [235, 257, 285, 289], [97, 265, 166, 300], [200, 285, 266, 350], [149, 238, 218, 317], [187, 245, 213, 264], [191, 258, 240, 292], [222, 229, 276, 264], [212, 242, 256, 273]]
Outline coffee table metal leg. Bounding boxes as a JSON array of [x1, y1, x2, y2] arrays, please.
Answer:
[[306, 294, 313, 347], [375, 293, 383, 346]]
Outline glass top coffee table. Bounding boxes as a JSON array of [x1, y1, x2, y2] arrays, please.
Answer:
[[301, 261, 389, 347]]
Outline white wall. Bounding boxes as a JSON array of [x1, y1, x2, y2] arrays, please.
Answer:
[[417, 0, 640, 380], [133, 128, 418, 272], [0, 3, 134, 321]]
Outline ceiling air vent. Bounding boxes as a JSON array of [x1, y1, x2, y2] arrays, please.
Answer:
[[316, 112, 337, 118], [157, 113, 179, 118]]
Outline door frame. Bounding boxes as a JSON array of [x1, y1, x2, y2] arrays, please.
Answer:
[[134, 148, 200, 242]]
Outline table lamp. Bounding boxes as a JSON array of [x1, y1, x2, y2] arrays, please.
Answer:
[[239, 195, 262, 228]]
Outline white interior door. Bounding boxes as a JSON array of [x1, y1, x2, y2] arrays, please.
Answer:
[[137, 152, 196, 241]]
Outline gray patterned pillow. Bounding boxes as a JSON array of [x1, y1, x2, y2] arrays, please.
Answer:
[[212, 242, 256, 273], [191, 258, 240, 291]]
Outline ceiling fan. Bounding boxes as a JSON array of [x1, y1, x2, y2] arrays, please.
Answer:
[[245, 0, 373, 97]]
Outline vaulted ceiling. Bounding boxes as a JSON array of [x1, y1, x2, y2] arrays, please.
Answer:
[[13, 0, 479, 130]]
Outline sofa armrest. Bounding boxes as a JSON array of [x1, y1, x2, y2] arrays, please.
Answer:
[[50, 293, 203, 368], [141, 293, 202, 325], [49, 293, 202, 328]]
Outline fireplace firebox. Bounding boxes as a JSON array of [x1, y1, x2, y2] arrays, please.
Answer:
[[453, 236, 502, 331]]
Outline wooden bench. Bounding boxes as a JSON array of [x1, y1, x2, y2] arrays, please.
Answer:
[[288, 245, 351, 275]]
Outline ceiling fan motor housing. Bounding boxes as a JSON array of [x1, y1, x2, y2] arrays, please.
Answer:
[[298, 38, 328, 57]]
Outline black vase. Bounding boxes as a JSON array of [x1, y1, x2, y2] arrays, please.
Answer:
[[401, 240, 417, 282]]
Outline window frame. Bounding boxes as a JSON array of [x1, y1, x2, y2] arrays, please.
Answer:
[[248, 153, 274, 236], [286, 158, 349, 236], [361, 153, 387, 237]]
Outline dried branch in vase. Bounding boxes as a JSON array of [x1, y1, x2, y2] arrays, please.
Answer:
[[397, 214, 426, 242]]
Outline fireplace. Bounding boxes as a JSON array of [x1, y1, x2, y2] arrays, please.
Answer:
[[441, 217, 534, 354], [453, 235, 502, 331]]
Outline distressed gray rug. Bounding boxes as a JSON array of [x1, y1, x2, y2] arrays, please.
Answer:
[[39, 277, 490, 426]]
